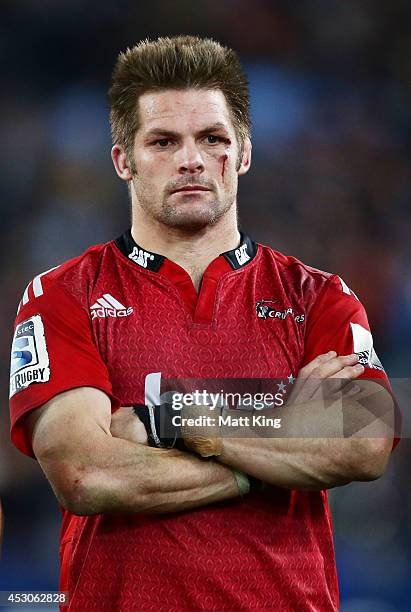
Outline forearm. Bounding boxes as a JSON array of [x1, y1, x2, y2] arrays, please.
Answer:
[[216, 391, 393, 490], [218, 435, 383, 490], [41, 435, 240, 516]]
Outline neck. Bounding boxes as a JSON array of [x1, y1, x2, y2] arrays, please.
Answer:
[[130, 204, 240, 291]]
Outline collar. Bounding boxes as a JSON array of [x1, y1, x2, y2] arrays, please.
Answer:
[[114, 229, 258, 272]]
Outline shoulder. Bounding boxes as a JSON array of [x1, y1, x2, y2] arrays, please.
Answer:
[[257, 242, 331, 281], [17, 240, 115, 315], [256, 241, 331, 301], [256, 241, 361, 311]]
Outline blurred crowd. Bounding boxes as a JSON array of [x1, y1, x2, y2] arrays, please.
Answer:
[[0, 1, 410, 610]]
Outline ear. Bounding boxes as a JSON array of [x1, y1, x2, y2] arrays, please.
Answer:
[[111, 145, 134, 181], [237, 138, 252, 176]]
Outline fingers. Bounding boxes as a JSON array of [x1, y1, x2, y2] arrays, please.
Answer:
[[183, 435, 223, 457], [298, 351, 337, 379], [319, 362, 364, 396], [181, 404, 223, 457], [328, 363, 364, 380], [310, 354, 363, 380], [290, 352, 364, 404], [289, 352, 337, 403]]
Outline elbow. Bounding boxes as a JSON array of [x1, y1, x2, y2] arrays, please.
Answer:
[[295, 438, 393, 492], [36, 446, 152, 515], [57, 467, 151, 516], [54, 467, 101, 516], [347, 437, 392, 482], [57, 468, 116, 516], [34, 443, 102, 515], [37, 457, 106, 516], [60, 488, 95, 517], [59, 493, 91, 517]]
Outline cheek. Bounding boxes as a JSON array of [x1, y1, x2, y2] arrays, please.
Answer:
[[203, 146, 236, 182], [219, 154, 228, 181], [135, 153, 170, 182], [214, 153, 239, 188]]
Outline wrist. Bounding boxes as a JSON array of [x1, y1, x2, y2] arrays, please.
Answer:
[[231, 469, 250, 497], [133, 403, 186, 450]]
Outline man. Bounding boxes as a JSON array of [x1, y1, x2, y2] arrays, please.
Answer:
[[9, 36, 394, 611]]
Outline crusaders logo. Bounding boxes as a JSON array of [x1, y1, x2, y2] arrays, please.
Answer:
[[256, 300, 305, 324]]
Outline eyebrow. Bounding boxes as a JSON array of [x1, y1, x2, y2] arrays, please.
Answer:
[[143, 123, 231, 140]]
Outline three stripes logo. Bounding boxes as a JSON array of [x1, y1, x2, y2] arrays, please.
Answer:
[[90, 294, 133, 320]]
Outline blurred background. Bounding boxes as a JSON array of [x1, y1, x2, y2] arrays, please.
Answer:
[[0, 0, 410, 610]]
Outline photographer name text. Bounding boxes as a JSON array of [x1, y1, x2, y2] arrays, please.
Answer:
[[172, 414, 282, 428]]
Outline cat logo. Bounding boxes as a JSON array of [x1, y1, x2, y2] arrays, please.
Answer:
[[235, 244, 250, 266], [128, 247, 155, 268]]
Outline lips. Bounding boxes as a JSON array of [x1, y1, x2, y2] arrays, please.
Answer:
[[171, 185, 211, 194]]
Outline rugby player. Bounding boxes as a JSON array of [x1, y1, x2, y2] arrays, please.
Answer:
[[9, 36, 394, 611]]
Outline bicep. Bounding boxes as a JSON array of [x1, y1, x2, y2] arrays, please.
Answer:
[[346, 379, 395, 442], [340, 379, 395, 480], [10, 280, 119, 458], [31, 387, 112, 455], [27, 387, 113, 506]]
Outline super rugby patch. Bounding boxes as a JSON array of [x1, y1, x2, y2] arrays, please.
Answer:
[[350, 322, 385, 371], [10, 315, 50, 398]]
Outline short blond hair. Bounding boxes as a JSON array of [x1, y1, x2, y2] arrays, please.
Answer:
[[108, 35, 251, 163]]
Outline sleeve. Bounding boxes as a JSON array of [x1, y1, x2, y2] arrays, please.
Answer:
[[303, 274, 400, 444], [9, 278, 119, 458]]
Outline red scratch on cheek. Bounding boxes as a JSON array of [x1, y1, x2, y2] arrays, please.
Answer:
[[220, 154, 228, 182]]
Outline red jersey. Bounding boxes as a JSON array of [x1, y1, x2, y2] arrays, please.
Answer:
[[9, 231, 389, 611]]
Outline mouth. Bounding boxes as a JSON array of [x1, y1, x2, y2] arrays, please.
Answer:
[[171, 185, 211, 195]]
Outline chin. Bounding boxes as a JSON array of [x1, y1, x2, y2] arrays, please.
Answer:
[[160, 202, 226, 230], [164, 213, 216, 231]]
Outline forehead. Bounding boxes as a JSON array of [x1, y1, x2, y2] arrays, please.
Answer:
[[136, 88, 234, 133]]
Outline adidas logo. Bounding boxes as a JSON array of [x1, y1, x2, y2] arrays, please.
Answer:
[[90, 294, 133, 319]]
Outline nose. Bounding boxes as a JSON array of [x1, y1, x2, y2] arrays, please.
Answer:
[[177, 140, 205, 175]]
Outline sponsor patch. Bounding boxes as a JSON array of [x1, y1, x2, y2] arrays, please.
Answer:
[[338, 276, 359, 300], [128, 247, 155, 268], [256, 300, 305, 324], [10, 315, 50, 398], [350, 322, 385, 371], [235, 244, 250, 266], [356, 349, 385, 371], [90, 293, 133, 319]]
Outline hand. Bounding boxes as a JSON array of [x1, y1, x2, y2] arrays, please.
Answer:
[[288, 351, 364, 405], [110, 406, 148, 445], [180, 404, 223, 457]]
